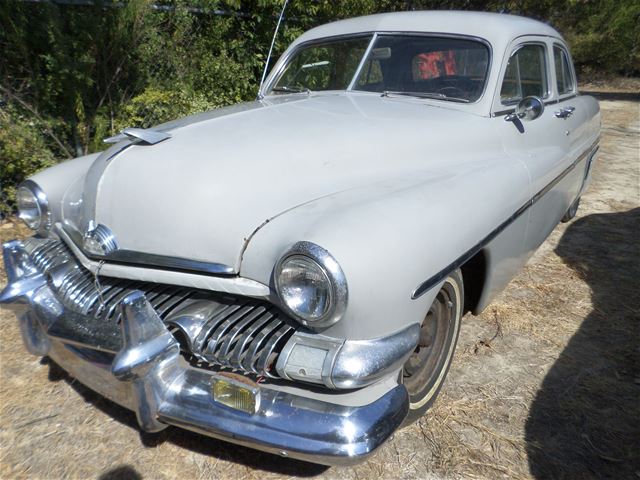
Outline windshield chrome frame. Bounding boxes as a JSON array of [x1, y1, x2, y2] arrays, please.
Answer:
[[262, 31, 493, 105], [347, 32, 378, 91]]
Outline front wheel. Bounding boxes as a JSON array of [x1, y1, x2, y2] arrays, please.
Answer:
[[561, 197, 580, 223], [401, 269, 464, 425]]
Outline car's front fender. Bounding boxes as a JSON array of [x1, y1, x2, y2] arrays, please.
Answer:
[[240, 155, 531, 341], [27, 152, 100, 227]]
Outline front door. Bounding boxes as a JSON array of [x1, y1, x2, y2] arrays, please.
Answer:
[[495, 37, 582, 255]]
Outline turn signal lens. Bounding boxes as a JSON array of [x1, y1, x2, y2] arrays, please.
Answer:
[[212, 376, 259, 414]]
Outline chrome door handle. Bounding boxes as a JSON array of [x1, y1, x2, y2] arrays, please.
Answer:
[[555, 106, 575, 118]]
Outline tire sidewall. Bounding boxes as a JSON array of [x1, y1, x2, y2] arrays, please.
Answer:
[[403, 269, 464, 424], [561, 197, 581, 223]]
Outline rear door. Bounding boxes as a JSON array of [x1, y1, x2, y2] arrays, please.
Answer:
[[552, 43, 591, 195]]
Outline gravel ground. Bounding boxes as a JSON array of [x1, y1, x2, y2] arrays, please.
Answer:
[[1, 97, 638, 480]]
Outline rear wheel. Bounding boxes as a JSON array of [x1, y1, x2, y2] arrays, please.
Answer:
[[401, 269, 463, 425]]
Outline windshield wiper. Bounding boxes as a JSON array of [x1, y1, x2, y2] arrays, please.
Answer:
[[381, 91, 470, 103], [271, 86, 311, 94]]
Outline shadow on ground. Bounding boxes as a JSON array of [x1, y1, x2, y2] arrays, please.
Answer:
[[43, 359, 329, 477], [525, 208, 640, 478], [580, 90, 640, 102], [98, 465, 143, 480]]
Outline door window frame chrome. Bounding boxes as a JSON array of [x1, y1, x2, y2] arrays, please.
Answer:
[[552, 43, 577, 99], [499, 41, 551, 106]]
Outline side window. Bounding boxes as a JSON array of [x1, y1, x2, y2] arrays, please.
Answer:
[[500, 44, 548, 104], [554, 46, 575, 95]]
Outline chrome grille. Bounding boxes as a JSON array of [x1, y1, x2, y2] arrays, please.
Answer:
[[24, 238, 295, 378], [26, 238, 194, 323], [170, 301, 295, 377]]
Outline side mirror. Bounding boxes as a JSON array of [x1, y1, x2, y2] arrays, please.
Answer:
[[505, 96, 544, 123]]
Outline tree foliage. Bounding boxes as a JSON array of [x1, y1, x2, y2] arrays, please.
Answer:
[[0, 0, 637, 211], [0, 105, 57, 215]]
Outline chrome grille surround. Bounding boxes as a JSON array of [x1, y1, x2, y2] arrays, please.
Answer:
[[23, 237, 296, 378]]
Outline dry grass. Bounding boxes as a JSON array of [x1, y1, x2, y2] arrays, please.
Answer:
[[1, 98, 639, 480]]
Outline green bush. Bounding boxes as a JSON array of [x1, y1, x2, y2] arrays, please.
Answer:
[[189, 51, 258, 108], [0, 105, 57, 215], [116, 88, 217, 129], [566, 1, 640, 75]]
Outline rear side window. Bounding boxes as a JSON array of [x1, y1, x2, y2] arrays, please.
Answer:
[[500, 44, 548, 104], [554, 46, 575, 95]]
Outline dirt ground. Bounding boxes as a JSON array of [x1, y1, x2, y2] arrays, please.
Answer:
[[1, 95, 638, 480]]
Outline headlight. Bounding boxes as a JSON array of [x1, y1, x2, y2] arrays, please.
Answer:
[[275, 241, 348, 330], [16, 180, 51, 234], [278, 256, 332, 321]]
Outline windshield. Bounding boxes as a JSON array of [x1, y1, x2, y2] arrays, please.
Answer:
[[269, 34, 490, 103], [270, 35, 372, 93], [354, 35, 490, 102]]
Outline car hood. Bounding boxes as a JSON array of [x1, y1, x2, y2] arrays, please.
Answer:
[[62, 92, 486, 273]]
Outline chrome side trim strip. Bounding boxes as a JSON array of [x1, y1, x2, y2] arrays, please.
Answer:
[[411, 139, 600, 299]]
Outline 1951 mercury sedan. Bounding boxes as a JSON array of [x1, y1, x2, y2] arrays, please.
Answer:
[[1, 11, 600, 465]]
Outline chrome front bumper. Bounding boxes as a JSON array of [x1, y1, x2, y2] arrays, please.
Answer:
[[0, 240, 408, 466]]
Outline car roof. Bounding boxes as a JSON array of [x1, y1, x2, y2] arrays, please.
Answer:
[[293, 10, 562, 48], [267, 11, 565, 118]]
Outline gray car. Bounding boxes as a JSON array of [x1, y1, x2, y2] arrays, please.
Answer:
[[1, 11, 600, 465]]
